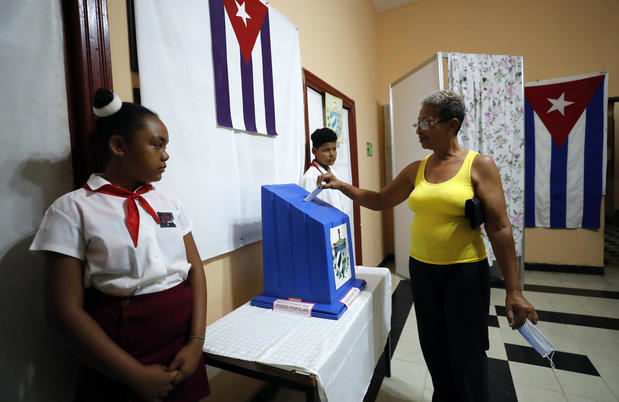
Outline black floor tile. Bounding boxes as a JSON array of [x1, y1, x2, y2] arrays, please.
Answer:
[[504, 343, 600, 376], [488, 358, 517, 402], [389, 280, 414, 348], [495, 305, 619, 330], [488, 315, 500, 328], [523, 284, 619, 300], [364, 352, 390, 402]]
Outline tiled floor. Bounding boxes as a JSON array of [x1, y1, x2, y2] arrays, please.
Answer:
[[377, 261, 619, 402]]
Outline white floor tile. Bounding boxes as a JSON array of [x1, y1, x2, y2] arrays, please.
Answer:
[[513, 383, 567, 402], [565, 395, 599, 402], [487, 327, 507, 360], [388, 358, 428, 387], [391, 274, 403, 295], [567, 326, 619, 362], [491, 288, 506, 306], [399, 326, 421, 345], [523, 271, 561, 287], [499, 318, 529, 347], [403, 314, 417, 329], [423, 372, 433, 390], [508, 361, 562, 393], [555, 369, 618, 401], [523, 268, 619, 293], [493, 314, 510, 328], [567, 325, 619, 345], [547, 333, 585, 355], [421, 386, 433, 401], [582, 297, 619, 319], [532, 321, 585, 354], [578, 340, 619, 363], [392, 339, 425, 364], [559, 277, 613, 291], [535, 321, 571, 339], [375, 377, 423, 402], [546, 294, 590, 315], [588, 355, 619, 399], [521, 290, 556, 311]]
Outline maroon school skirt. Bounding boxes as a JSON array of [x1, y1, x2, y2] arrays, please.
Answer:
[[75, 282, 210, 402]]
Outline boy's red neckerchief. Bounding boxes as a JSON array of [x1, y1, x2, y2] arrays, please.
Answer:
[[311, 161, 328, 174]]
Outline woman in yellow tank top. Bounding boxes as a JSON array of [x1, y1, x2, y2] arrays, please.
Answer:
[[317, 90, 538, 402]]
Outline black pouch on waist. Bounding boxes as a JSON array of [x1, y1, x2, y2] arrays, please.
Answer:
[[465, 195, 485, 229]]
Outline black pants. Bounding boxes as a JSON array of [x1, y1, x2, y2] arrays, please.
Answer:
[[409, 257, 490, 402]]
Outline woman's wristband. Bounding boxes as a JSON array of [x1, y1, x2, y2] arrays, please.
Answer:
[[188, 335, 205, 341]]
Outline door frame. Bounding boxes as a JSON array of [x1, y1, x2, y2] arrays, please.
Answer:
[[62, 0, 114, 188], [302, 69, 362, 264]]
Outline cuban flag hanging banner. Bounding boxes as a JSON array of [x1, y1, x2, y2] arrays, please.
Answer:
[[524, 73, 608, 228], [133, 0, 304, 259], [210, 0, 277, 135]]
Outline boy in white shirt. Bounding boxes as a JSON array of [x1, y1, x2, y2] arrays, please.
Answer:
[[300, 128, 345, 211]]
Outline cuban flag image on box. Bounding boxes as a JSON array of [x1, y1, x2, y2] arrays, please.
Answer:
[[524, 73, 608, 228], [209, 0, 277, 135]]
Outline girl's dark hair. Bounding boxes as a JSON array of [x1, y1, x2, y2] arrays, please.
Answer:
[[93, 88, 157, 161]]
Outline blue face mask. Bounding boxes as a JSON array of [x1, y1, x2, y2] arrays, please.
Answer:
[[518, 319, 555, 358], [518, 318, 569, 399]]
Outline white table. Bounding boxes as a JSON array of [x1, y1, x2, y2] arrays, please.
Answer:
[[203, 266, 392, 401]]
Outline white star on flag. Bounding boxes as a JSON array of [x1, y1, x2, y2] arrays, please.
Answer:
[[546, 92, 574, 116], [235, 1, 251, 27]]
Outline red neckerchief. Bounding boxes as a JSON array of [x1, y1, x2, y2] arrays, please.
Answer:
[[311, 161, 328, 174], [83, 183, 160, 247]]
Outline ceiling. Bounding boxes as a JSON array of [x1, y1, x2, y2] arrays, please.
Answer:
[[372, 0, 421, 13]]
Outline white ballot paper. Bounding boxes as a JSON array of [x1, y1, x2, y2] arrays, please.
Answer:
[[304, 186, 323, 202]]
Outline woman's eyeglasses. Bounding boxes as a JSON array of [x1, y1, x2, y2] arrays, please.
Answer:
[[412, 119, 450, 130]]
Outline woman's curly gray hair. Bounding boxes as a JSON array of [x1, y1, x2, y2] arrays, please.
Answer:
[[421, 90, 465, 134]]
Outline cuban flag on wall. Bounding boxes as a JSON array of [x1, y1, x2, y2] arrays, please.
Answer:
[[209, 0, 277, 135], [524, 73, 608, 228]]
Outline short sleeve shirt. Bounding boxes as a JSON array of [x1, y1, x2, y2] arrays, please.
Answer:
[[30, 174, 193, 296], [299, 162, 345, 211]]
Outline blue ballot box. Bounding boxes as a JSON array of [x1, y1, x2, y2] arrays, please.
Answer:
[[251, 184, 366, 319]]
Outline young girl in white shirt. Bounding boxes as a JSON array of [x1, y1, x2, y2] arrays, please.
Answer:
[[31, 89, 210, 401]]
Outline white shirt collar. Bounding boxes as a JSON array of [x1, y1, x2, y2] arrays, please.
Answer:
[[85, 173, 155, 192], [86, 173, 112, 191]]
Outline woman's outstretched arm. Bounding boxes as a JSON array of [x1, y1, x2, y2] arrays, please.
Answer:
[[318, 161, 421, 211]]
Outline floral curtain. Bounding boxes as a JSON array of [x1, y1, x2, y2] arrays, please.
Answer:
[[448, 53, 524, 264]]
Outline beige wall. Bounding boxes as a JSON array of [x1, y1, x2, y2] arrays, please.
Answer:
[[107, 1, 133, 103], [108, 0, 384, 328], [377, 0, 619, 102], [377, 0, 619, 267]]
